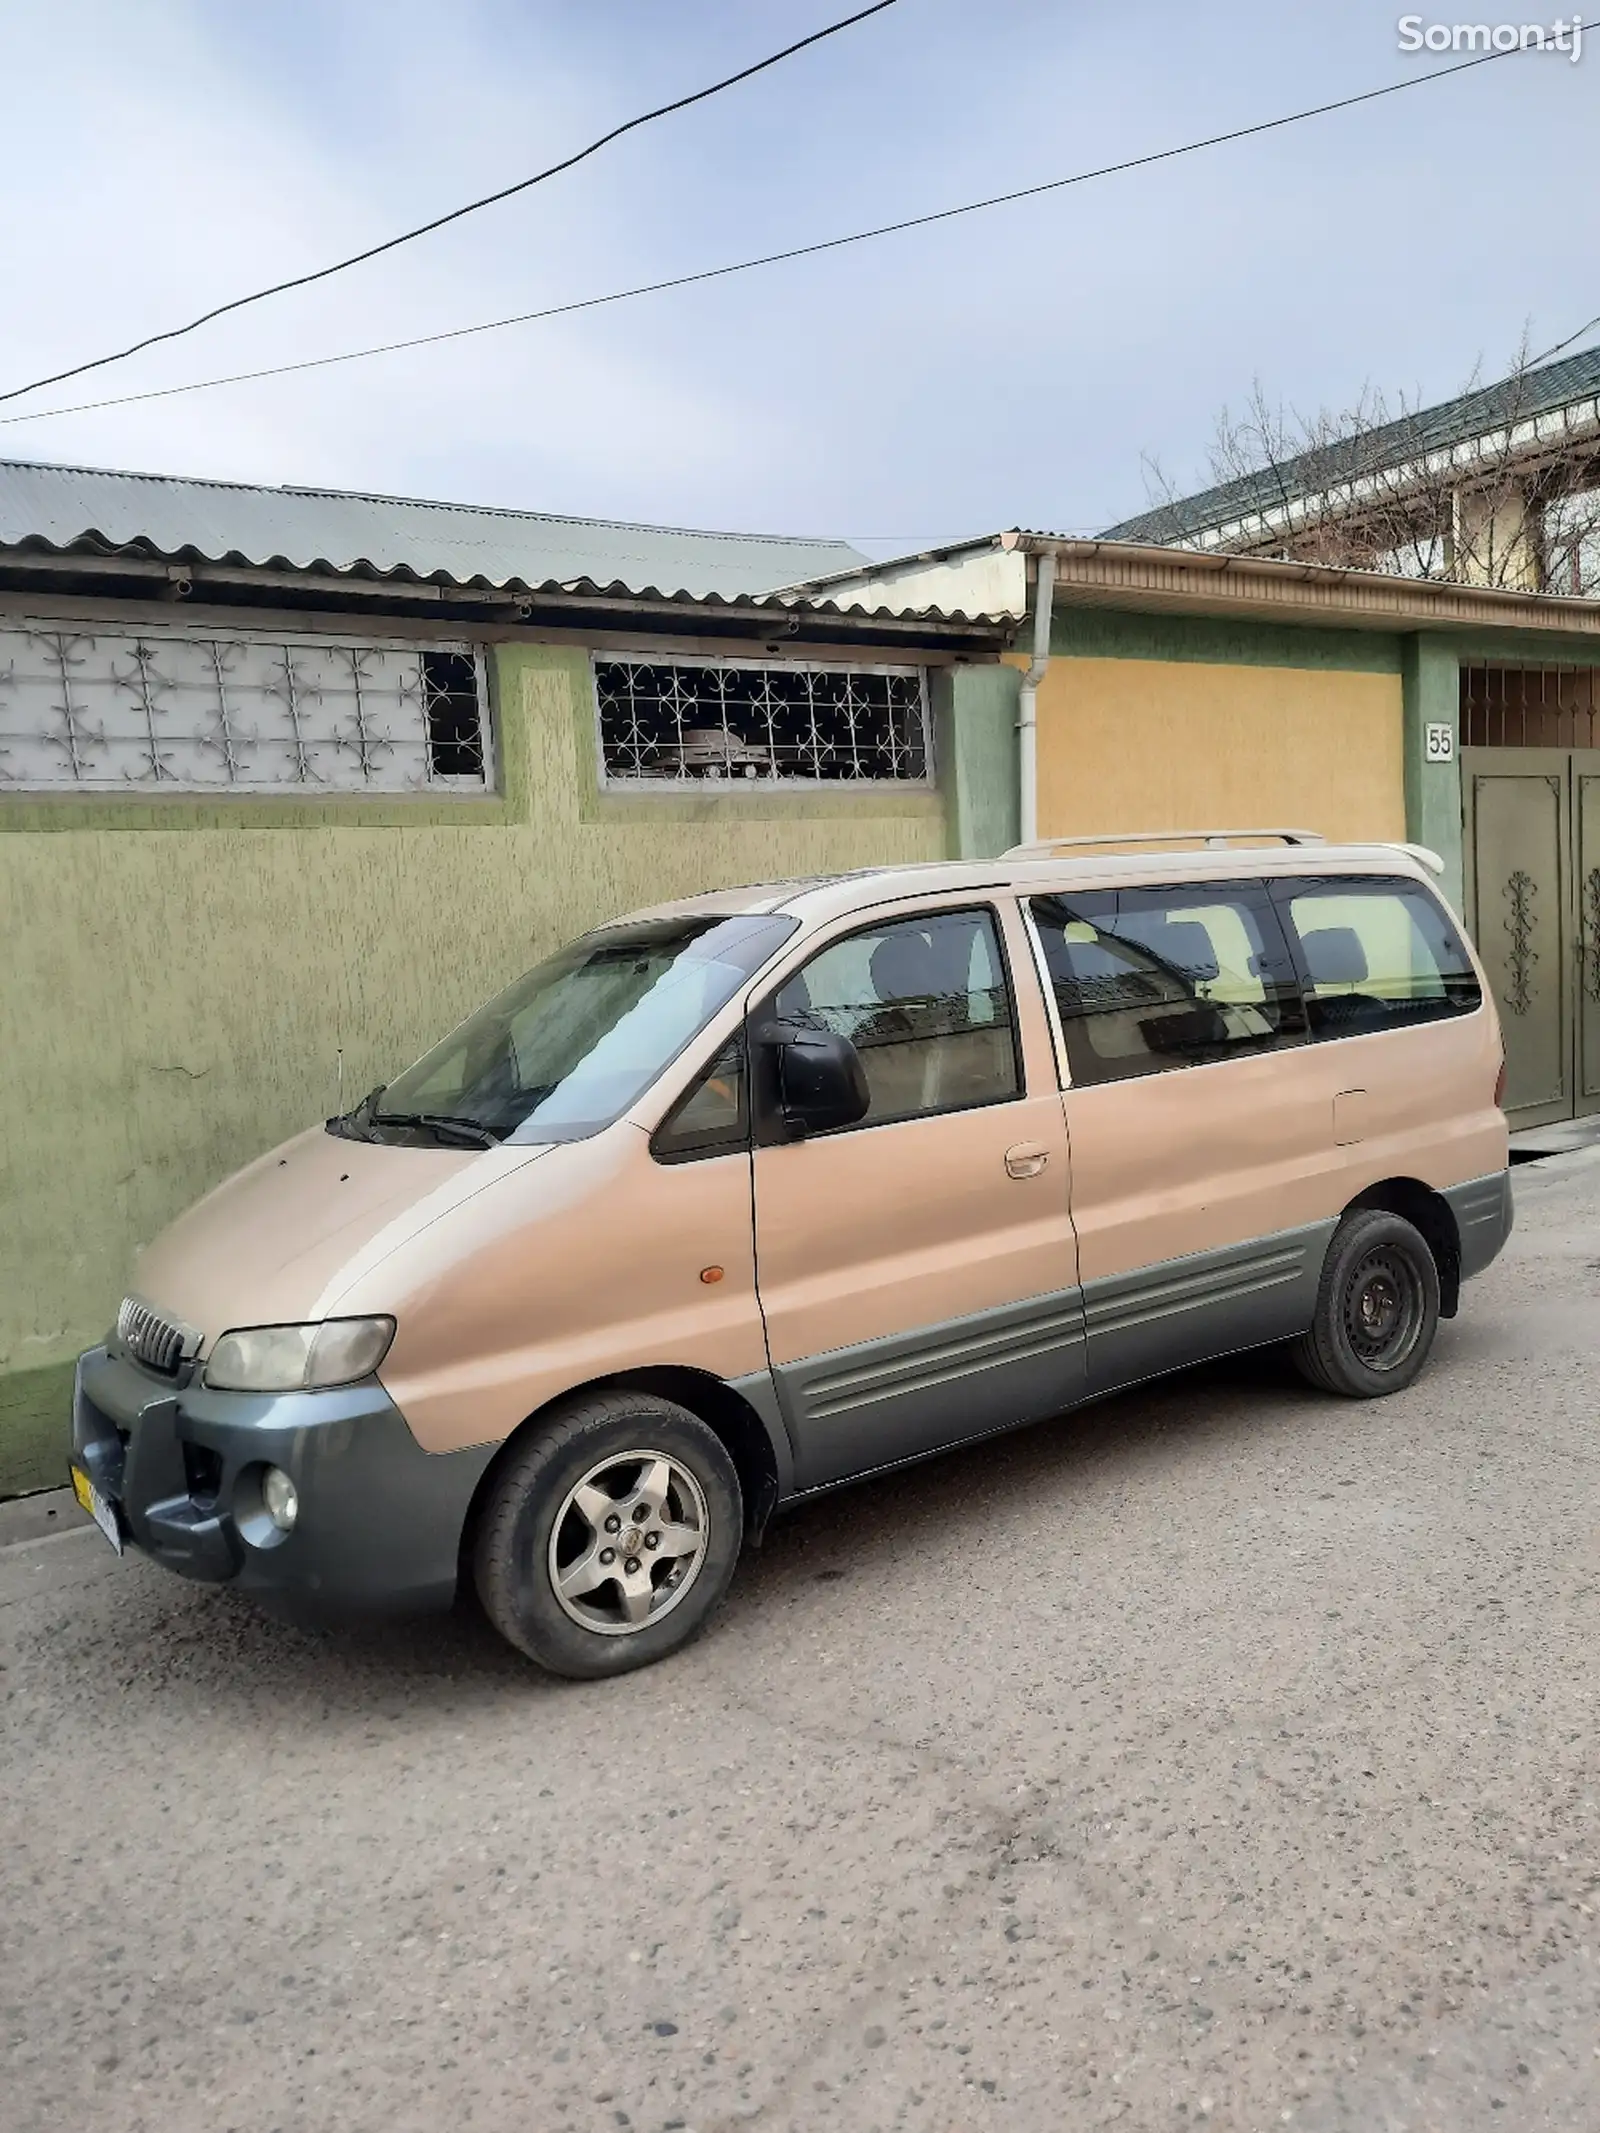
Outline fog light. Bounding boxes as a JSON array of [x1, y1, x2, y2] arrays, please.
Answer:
[[262, 1466, 299, 1533]]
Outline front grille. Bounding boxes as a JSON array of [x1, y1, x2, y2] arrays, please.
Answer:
[[116, 1296, 200, 1378]]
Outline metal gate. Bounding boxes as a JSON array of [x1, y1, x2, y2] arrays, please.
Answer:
[[1462, 746, 1600, 1127]]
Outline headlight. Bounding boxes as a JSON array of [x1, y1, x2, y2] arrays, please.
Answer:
[[203, 1317, 396, 1392]]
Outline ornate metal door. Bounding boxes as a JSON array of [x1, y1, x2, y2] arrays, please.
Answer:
[[1579, 765, 1600, 1116], [1463, 751, 1572, 1128]]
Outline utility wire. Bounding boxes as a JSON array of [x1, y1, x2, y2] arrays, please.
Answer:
[[5, 24, 1595, 432], [0, 0, 902, 408], [1526, 311, 1600, 369]]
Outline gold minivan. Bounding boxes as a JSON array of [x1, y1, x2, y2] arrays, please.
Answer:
[[71, 831, 1511, 1678]]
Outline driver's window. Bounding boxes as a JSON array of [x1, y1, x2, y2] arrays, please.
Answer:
[[774, 906, 1020, 1127]]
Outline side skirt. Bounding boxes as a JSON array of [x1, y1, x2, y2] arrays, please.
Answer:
[[1082, 1223, 1336, 1398], [772, 1287, 1087, 1493]]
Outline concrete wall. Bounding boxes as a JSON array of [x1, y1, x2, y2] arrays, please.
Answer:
[[1032, 609, 1408, 848], [0, 634, 950, 1493]]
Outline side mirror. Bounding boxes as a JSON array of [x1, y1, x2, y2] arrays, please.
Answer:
[[764, 1023, 870, 1136]]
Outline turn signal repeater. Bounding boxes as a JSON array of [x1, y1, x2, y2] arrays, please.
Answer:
[[699, 1266, 725, 1285]]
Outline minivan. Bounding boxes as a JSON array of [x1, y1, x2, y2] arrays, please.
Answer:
[[71, 830, 1511, 1678]]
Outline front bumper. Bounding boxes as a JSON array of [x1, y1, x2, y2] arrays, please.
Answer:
[[71, 1346, 495, 1622]]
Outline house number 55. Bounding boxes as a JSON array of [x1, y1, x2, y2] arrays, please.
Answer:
[[1425, 723, 1454, 763]]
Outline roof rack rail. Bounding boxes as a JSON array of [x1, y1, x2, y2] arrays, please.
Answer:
[[1003, 828, 1327, 857], [1385, 841, 1445, 875]]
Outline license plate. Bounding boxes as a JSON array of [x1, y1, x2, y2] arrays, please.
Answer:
[[70, 1464, 123, 1555]]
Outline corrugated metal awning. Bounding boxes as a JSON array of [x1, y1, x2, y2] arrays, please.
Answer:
[[0, 456, 873, 603]]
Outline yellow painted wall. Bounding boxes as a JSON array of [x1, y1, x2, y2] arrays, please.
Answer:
[[1033, 656, 1407, 844], [0, 642, 945, 1420]]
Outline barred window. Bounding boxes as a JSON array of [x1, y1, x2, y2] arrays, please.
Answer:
[[1460, 662, 1600, 748], [595, 656, 929, 784], [0, 623, 491, 792]]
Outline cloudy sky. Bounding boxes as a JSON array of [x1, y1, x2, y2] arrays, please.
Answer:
[[1, 0, 1595, 554]]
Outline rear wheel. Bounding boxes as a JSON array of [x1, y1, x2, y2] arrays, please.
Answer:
[[1290, 1210, 1440, 1398], [474, 1390, 743, 1679]]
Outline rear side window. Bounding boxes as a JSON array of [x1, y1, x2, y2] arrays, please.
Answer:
[[1030, 881, 1303, 1087], [1272, 875, 1482, 1038]]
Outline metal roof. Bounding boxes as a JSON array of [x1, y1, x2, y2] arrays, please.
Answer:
[[779, 525, 1600, 639], [0, 456, 873, 601], [1100, 343, 1600, 546]]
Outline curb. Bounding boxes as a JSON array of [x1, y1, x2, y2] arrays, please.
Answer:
[[0, 1486, 83, 1548]]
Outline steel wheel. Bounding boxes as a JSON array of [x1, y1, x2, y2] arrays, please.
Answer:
[[1341, 1246, 1426, 1372], [547, 1447, 710, 1637], [1290, 1208, 1441, 1399]]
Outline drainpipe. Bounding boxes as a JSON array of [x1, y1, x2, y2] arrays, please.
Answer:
[[1016, 547, 1056, 847]]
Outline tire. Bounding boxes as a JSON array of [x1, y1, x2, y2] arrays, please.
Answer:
[[1290, 1209, 1441, 1399], [473, 1389, 743, 1680]]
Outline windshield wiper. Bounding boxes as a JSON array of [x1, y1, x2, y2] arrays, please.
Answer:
[[327, 1085, 386, 1142], [372, 1110, 503, 1149]]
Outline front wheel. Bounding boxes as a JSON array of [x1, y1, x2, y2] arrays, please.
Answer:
[[1290, 1209, 1441, 1398], [474, 1391, 743, 1679]]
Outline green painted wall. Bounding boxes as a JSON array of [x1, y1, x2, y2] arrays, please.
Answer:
[[935, 665, 1021, 858], [1400, 635, 1466, 912], [1426, 624, 1600, 669], [1395, 622, 1600, 919], [0, 639, 949, 1495], [1051, 606, 1404, 673]]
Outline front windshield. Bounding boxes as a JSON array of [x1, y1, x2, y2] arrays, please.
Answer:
[[370, 912, 796, 1144]]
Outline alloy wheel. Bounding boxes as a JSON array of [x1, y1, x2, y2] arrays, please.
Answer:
[[547, 1448, 710, 1637]]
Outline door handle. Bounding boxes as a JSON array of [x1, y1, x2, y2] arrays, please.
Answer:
[[1005, 1142, 1050, 1179]]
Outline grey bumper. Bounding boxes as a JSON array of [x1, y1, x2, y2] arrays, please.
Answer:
[[71, 1346, 495, 1622], [1444, 1169, 1515, 1283]]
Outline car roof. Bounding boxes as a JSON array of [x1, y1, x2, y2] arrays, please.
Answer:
[[615, 840, 1442, 933]]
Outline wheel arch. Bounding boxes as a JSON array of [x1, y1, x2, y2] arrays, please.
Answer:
[[457, 1366, 790, 1592], [1342, 1177, 1462, 1317]]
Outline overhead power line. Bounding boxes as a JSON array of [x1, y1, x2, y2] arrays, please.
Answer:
[[1526, 310, 1600, 369], [5, 24, 1596, 433], [0, 0, 902, 409]]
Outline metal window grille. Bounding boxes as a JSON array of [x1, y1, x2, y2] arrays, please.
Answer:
[[595, 656, 930, 785], [1460, 664, 1600, 749], [0, 623, 492, 792]]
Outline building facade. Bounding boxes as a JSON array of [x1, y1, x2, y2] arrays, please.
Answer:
[[6, 463, 1599, 1493], [1101, 346, 1600, 597], [0, 461, 1011, 1491], [796, 533, 1600, 1141]]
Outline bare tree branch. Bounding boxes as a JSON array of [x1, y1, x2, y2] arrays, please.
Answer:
[[1145, 338, 1600, 596]]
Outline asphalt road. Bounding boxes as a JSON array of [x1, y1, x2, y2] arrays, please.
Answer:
[[5, 1149, 1600, 2133]]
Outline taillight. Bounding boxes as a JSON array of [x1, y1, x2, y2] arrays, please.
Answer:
[[1494, 1049, 1507, 1108]]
